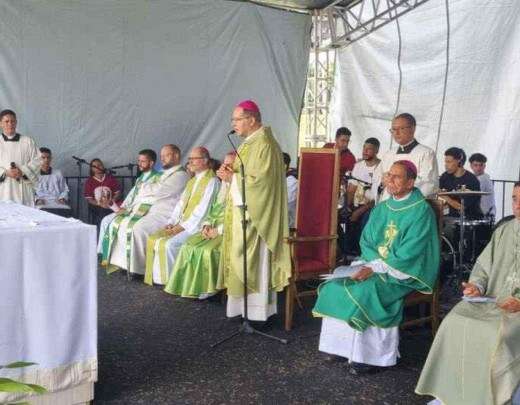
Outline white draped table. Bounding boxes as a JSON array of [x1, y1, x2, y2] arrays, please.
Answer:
[[0, 202, 97, 404]]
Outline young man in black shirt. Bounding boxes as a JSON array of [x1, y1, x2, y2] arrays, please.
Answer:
[[439, 147, 482, 219]]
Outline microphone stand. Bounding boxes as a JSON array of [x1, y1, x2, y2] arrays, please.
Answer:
[[72, 156, 89, 217], [211, 131, 288, 348]]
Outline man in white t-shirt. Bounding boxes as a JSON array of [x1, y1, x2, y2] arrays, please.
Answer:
[[344, 138, 380, 254], [469, 153, 496, 218]]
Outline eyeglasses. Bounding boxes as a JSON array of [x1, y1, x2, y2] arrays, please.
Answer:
[[231, 116, 249, 123], [389, 126, 413, 134], [187, 157, 205, 161]]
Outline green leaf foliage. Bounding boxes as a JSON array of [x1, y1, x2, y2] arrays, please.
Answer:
[[0, 378, 34, 393], [2, 362, 37, 369]]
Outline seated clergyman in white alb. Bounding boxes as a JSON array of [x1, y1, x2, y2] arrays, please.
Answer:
[[416, 182, 520, 405], [99, 149, 162, 267], [102, 145, 189, 276], [313, 160, 439, 375], [164, 152, 236, 299], [35, 147, 71, 215], [144, 147, 219, 286]]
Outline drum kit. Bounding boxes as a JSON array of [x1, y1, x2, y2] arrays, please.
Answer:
[[437, 189, 493, 284]]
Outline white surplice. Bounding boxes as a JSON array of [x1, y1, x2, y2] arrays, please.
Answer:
[[371, 140, 438, 202], [151, 169, 219, 284], [286, 175, 298, 228], [0, 133, 40, 207], [225, 173, 277, 321], [109, 165, 189, 274], [35, 168, 71, 211]]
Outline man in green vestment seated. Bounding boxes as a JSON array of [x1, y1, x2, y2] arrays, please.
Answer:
[[313, 160, 439, 375], [416, 182, 520, 405], [217, 99, 291, 322], [144, 147, 219, 286], [98, 149, 162, 265], [164, 152, 236, 299]]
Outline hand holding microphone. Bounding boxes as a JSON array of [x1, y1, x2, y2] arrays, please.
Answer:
[[7, 162, 22, 181]]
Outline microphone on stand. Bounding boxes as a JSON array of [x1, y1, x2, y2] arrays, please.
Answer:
[[10, 162, 20, 182], [72, 156, 88, 164], [226, 130, 241, 163]]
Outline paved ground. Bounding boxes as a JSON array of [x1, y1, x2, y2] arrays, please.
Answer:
[[95, 269, 436, 404]]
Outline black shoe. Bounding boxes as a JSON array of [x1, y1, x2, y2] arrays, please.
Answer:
[[348, 362, 384, 376], [324, 354, 348, 363], [129, 273, 144, 281]]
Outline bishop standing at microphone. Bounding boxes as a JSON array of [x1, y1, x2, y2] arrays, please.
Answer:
[[216, 100, 291, 322]]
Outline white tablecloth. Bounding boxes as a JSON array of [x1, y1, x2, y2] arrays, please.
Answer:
[[0, 202, 97, 404]]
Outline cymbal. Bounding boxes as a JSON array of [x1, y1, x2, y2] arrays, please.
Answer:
[[437, 190, 491, 197]]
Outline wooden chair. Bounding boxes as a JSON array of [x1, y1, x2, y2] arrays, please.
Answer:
[[284, 148, 340, 331], [401, 198, 443, 336]]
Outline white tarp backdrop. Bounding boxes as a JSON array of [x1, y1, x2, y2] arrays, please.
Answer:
[[0, 0, 311, 174], [331, 0, 520, 182]]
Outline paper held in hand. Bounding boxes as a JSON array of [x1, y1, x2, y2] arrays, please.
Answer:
[[319, 264, 365, 280]]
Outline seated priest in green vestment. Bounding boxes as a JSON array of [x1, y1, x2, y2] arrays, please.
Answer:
[[144, 147, 219, 286], [98, 149, 162, 264], [313, 160, 439, 375], [416, 182, 520, 405], [164, 152, 236, 299], [216, 100, 291, 321]]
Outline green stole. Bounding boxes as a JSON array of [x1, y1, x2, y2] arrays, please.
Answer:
[[144, 169, 216, 285], [101, 169, 161, 272], [313, 188, 439, 331]]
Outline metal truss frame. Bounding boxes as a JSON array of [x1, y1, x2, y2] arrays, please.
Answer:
[[299, 0, 432, 146], [325, 0, 432, 49], [299, 10, 336, 147]]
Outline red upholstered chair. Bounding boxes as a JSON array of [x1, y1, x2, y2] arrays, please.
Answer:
[[284, 148, 340, 331]]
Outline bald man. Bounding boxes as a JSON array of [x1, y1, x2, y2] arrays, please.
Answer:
[[145, 147, 219, 285]]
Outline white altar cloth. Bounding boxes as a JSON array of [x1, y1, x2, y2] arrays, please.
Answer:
[[0, 202, 97, 404]]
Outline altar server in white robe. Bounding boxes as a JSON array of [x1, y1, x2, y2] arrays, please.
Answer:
[[110, 144, 189, 275], [35, 147, 71, 215], [371, 113, 438, 203], [145, 147, 219, 285], [283, 152, 298, 228], [98, 149, 161, 256], [0, 109, 40, 206]]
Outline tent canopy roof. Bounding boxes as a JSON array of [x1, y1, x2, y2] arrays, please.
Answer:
[[231, 0, 355, 12]]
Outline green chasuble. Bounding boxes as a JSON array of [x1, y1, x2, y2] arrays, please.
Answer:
[[313, 188, 439, 331], [217, 126, 291, 296], [416, 219, 520, 405], [101, 169, 161, 270], [164, 182, 229, 297]]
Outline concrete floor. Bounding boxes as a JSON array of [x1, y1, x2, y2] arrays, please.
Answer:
[[95, 269, 435, 404]]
